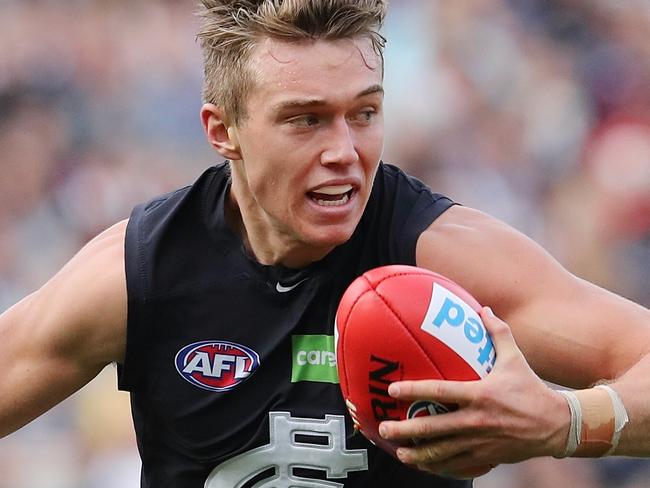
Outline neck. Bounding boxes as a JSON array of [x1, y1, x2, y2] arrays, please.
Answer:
[[226, 171, 334, 269]]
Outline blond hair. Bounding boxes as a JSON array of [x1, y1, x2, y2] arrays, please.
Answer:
[[197, 0, 387, 125]]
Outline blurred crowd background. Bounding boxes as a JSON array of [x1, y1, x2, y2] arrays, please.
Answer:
[[1, 0, 649, 486]]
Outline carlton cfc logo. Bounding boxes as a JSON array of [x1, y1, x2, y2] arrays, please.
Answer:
[[175, 341, 260, 392]]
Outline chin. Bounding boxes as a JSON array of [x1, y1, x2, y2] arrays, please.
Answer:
[[303, 224, 357, 249]]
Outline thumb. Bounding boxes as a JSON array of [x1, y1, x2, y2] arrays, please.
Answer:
[[479, 306, 521, 362]]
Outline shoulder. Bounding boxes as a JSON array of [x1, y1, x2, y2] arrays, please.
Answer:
[[415, 205, 569, 310], [375, 163, 454, 213], [354, 163, 456, 264], [127, 164, 229, 243], [62, 219, 127, 285], [417, 205, 512, 248], [368, 163, 454, 216], [376, 163, 442, 194]]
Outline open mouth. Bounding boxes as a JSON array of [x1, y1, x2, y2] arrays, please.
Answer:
[[307, 184, 355, 207]]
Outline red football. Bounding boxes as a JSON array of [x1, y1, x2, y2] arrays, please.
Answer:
[[335, 265, 496, 455]]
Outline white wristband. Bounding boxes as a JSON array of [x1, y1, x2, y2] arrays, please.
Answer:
[[555, 386, 629, 458], [556, 390, 581, 457]]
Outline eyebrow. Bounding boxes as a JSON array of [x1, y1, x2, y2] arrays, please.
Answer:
[[272, 84, 384, 112]]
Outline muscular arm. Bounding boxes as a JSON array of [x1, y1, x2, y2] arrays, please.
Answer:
[[416, 206, 650, 389], [380, 205, 650, 466], [0, 220, 127, 438]]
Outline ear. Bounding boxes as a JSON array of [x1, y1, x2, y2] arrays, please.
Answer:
[[200, 103, 242, 160]]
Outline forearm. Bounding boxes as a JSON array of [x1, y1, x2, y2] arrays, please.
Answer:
[[550, 352, 650, 459]]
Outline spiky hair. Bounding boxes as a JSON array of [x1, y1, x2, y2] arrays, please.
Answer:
[[197, 0, 387, 124]]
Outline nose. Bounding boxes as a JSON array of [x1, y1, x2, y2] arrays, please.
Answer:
[[320, 118, 359, 167]]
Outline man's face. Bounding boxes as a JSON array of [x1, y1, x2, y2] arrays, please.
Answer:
[[230, 36, 384, 255]]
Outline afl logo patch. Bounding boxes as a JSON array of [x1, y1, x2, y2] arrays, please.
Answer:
[[175, 341, 260, 392], [407, 400, 449, 419]]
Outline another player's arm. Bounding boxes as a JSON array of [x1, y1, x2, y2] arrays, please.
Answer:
[[419, 206, 650, 455], [0, 220, 128, 438]]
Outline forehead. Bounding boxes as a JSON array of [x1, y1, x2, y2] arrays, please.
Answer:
[[247, 37, 383, 109]]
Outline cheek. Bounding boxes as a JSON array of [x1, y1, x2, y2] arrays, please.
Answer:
[[254, 174, 279, 200], [251, 167, 295, 210], [359, 125, 384, 159], [360, 135, 384, 176]]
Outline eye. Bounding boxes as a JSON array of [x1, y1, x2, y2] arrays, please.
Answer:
[[350, 109, 377, 125], [288, 114, 320, 128]]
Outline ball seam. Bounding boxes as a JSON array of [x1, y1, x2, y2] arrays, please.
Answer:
[[370, 281, 445, 379]]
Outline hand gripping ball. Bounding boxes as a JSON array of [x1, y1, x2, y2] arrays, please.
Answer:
[[335, 265, 496, 458]]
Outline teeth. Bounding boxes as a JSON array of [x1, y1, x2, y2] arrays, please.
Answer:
[[314, 194, 350, 206], [313, 184, 353, 195]]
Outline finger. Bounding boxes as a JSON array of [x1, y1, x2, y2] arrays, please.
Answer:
[[394, 436, 476, 466], [380, 409, 472, 441], [479, 306, 520, 361], [388, 378, 478, 404], [419, 450, 496, 479], [397, 441, 496, 479]]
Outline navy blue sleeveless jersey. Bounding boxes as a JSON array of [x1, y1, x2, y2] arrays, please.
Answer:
[[119, 162, 471, 488]]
